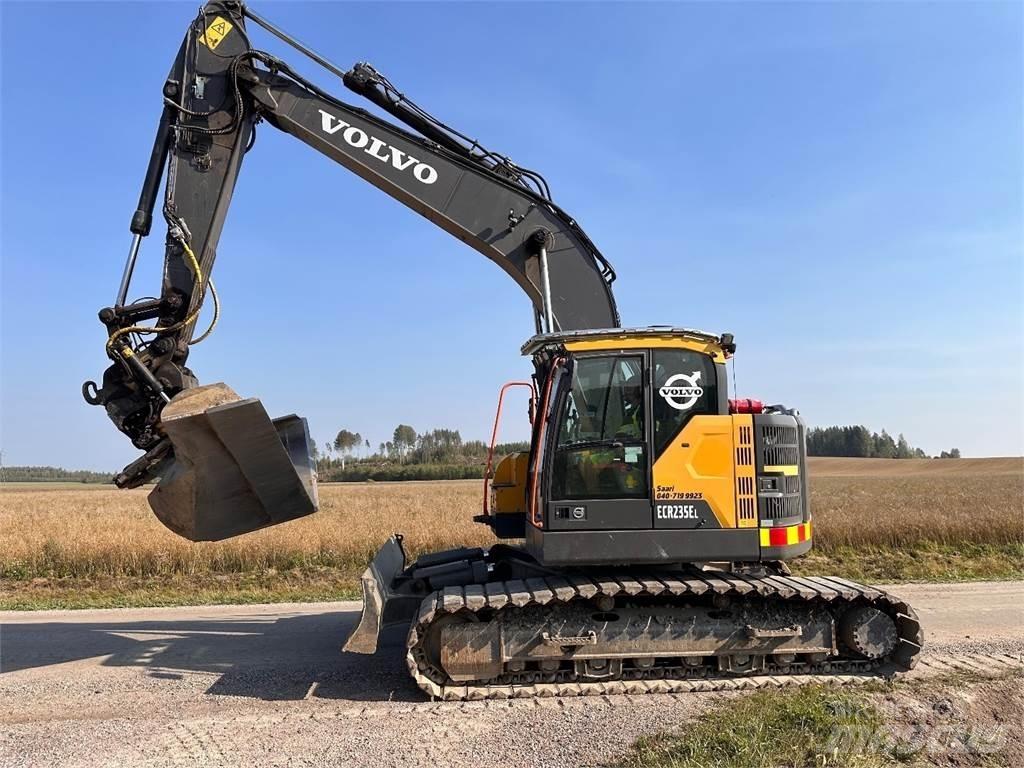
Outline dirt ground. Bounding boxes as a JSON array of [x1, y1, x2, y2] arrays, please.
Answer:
[[872, 673, 1024, 767], [1, 582, 1022, 768]]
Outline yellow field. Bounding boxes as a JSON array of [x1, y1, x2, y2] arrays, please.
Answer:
[[0, 480, 493, 579], [0, 458, 1020, 607], [807, 456, 1023, 477]]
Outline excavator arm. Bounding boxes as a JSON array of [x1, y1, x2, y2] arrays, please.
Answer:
[[84, 1, 619, 541]]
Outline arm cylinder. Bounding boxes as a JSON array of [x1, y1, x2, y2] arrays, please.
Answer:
[[130, 104, 174, 236]]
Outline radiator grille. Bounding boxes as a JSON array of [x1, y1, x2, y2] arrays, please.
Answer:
[[735, 424, 754, 467], [763, 495, 803, 520], [760, 424, 801, 467], [755, 417, 806, 527]]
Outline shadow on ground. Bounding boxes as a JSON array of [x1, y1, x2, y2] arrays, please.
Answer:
[[0, 609, 420, 702]]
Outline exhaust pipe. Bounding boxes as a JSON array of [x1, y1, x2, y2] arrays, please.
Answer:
[[149, 383, 318, 541]]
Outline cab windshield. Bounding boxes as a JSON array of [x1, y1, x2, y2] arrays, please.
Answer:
[[550, 355, 648, 500]]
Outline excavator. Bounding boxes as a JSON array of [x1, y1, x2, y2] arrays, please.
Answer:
[[84, 2, 923, 699]]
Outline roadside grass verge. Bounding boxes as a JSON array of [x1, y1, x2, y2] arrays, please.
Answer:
[[615, 685, 900, 768], [614, 669, 1024, 768], [2, 542, 1019, 610], [1, 466, 1020, 609], [795, 543, 1023, 583], [0, 568, 361, 610]]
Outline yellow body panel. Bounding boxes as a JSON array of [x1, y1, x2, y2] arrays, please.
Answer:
[[490, 452, 529, 516], [563, 336, 727, 362], [652, 416, 737, 528]]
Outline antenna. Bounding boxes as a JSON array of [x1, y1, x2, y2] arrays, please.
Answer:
[[731, 356, 738, 402]]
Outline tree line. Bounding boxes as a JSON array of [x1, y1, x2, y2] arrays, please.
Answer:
[[314, 424, 530, 481], [806, 425, 959, 459], [1, 466, 113, 483], [320, 424, 529, 465], [1, 423, 962, 485], [324, 423, 961, 467]]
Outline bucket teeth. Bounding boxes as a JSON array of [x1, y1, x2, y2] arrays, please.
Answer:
[[148, 383, 318, 541]]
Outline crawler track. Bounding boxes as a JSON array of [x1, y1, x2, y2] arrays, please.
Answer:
[[407, 571, 924, 700]]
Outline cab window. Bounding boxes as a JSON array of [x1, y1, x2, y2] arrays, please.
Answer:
[[551, 355, 648, 500], [652, 349, 717, 455]]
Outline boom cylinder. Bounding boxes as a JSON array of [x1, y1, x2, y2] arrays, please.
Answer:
[[539, 243, 554, 333]]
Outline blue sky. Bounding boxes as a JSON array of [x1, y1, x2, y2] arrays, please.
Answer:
[[1, 1, 1021, 471]]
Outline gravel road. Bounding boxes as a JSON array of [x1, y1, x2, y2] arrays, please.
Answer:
[[1, 581, 1021, 768]]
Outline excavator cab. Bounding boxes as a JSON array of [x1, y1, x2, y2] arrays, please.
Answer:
[[480, 327, 811, 566]]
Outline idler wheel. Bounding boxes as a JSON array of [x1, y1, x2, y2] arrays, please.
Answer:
[[839, 605, 897, 659]]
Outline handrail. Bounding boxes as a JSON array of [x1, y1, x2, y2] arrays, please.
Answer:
[[482, 381, 536, 516]]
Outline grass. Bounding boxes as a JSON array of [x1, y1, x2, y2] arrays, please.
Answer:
[[795, 542, 1022, 583], [806, 473, 1023, 549], [0, 570, 360, 610], [0, 459, 1020, 609], [614, 667, 1024, 768], [0, 481, 493, 609], [795, 471, 1023, 582], [616, 685, 899, 768]]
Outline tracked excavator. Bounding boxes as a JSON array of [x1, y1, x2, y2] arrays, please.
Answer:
[[84, 2, 923, 699]]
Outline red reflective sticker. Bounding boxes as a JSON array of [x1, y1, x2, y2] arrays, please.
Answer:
[[769, 527, 788, 547]]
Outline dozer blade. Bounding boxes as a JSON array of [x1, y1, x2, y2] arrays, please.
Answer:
[[344, 535, 414, 654], [149, 383, 318, 542]]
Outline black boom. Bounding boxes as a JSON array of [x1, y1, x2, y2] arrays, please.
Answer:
[[85, 0, 620, 505]]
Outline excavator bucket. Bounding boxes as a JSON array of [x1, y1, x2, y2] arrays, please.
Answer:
[[149, 383, 318, 542]]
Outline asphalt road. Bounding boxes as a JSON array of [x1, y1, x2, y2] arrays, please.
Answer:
[[1, 581, 1021, 768]]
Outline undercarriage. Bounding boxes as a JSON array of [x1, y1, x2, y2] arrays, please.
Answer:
[[347, 537, 924, 700]]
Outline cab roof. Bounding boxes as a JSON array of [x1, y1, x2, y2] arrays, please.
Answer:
[[521, 327, 734, 361]]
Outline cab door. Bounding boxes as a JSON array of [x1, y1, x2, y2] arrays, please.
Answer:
[[544, 353, 653, 530], [649, 348, 733, 530]]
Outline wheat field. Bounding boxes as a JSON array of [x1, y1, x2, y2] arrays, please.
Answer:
[[0, 481, 493, 580], [1, 458, 1021, 605]]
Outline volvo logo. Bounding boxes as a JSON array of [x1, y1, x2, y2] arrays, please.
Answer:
[[659, 371, 704, 411], [318, 109, 439, 185]]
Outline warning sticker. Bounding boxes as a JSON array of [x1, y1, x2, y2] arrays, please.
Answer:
[[199, 16, 233, 50]]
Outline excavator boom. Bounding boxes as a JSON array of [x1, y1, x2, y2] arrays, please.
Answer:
[[85, 1, 618, 540]]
